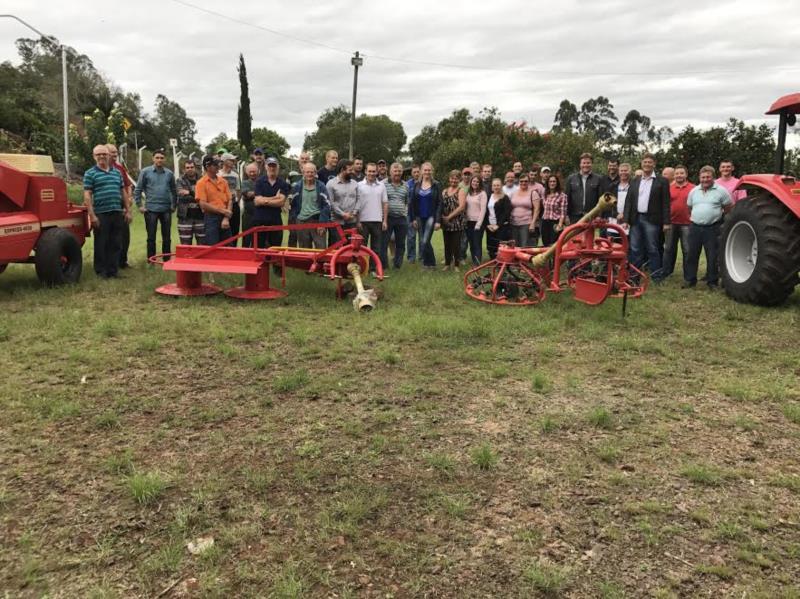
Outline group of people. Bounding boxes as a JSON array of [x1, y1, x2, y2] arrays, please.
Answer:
[[82, 143, 742, 288]]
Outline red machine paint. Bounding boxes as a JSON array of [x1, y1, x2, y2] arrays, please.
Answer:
[[150, 222, 383, 302], [464, 219, 647, 307], [0, 160, 90, 284], [719, 93, 800, 305]]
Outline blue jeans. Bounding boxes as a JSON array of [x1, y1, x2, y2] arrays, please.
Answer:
[[629, 214, 663, 280], [144, 210, 171, 260], [203, 213, 231, 246], [406, 214, 422, 262], [416, 216, 437, 267], [381, 215, 409, 268], [465, 222, 484, 265], [662, 224, 690, 278]]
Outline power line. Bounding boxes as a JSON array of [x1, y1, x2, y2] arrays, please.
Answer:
[[170, 0, 800, 76], [168, 0, 351, 55]]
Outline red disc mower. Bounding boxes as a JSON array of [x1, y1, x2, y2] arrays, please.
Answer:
[[150, 222, 384, 312]]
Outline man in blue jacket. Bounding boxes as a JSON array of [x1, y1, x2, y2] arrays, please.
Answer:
[[134, 148, 177, 261], [290, 162, 331, 249]]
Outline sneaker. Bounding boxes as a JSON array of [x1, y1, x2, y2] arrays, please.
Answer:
[[681, 281, 696, 289], [441, 265, 450, 272], [707, 284, 718, 291]]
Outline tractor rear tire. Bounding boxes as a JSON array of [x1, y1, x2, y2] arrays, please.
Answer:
[[35, 227, 83, 286], [720, 194, 800, 306]]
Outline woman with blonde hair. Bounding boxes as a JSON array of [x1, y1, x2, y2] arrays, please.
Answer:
[[484, 178, 512, 258], [408, 162, 442, 269]]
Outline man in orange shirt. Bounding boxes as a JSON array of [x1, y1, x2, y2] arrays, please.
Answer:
[[196, 155, 233, 245]]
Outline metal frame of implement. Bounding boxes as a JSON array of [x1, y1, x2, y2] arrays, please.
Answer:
[[464, 194, 648, 307], [150, 222, 383, 311]]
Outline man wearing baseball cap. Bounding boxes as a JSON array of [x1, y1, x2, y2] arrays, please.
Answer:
[[376, 159, 388, 182], [253, 156, 290, 248], [253, 147, 266, 177], [196, 155, 233, 245]]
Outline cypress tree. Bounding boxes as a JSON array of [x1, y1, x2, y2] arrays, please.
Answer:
[[237, 53, 252, 151]]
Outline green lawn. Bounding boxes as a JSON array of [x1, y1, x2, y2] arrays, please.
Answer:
[[1, 218, 799, 598]]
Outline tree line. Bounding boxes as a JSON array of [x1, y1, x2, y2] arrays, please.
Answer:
[[1, 36, 793, 178]]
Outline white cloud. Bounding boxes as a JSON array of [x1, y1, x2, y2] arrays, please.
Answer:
[[1, 0, 799, 154]]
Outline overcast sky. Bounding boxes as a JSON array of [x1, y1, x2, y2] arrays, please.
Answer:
[[2, 0, 799, 154]]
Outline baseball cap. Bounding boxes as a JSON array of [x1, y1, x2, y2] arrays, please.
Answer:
[[462, 168, 471, 175], [266, 156, 279, 166], [541, 166, 551, 172], [216, 147, 227, 154], [202, 155, 220, 168], [377, 159, 386, 165], [253, 147, 264, 154], [221, 152, 237, 161]]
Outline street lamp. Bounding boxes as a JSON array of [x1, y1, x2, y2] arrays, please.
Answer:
[[0, 14, 70, 179], [349, 51, 363, 160]]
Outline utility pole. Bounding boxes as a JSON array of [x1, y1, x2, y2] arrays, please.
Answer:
[[0, 15, 69, 178], [349, 51, 363, 160]]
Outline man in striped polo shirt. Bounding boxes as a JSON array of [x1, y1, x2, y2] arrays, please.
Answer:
[[83, 144, 128, 278], [382, 162, 409, 269]]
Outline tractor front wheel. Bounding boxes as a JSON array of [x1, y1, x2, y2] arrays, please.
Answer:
[[35, 227, 83, 286], [721, 194, 800, 305]]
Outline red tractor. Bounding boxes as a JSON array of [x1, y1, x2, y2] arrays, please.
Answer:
[[0, 156, 90, 285], [721, 93, 800, 305]]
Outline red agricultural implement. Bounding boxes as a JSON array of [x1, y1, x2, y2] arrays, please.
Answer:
[[0, 156, 90, 285], [464, 194, 647, 307], [720, 93, 800, 305], [150, 222, 383, 312]]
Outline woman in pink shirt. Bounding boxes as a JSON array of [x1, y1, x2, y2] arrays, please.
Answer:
[[509, 175, 541, 248], [464, 176, 487, 265]]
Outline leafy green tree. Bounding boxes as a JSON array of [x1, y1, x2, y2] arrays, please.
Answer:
[[303, 105, 406, 164], [553, 99, 579, 131], [205, 132, 244, 158], [237, 53, 252, 151], [251, 127, 289, 157], [577, 96, 617, 142], [661, 119, 775, 177], [153, 94, 197, 150]]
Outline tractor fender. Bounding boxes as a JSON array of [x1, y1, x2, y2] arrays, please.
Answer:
[[738, 174, 800, 219]]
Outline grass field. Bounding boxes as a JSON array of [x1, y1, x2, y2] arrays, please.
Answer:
[[1, 218, 799, 598]]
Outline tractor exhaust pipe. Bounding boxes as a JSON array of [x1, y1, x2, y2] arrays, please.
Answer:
[[347, 262, 378, 312]]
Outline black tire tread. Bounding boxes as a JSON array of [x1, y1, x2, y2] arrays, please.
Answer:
[[35, 228, 82, 286], [721, 194, 800, 306]]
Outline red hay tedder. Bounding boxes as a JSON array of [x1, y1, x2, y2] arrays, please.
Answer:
[[0, 155, 90, 285], [150, 222, 384, 312], [464, 194, 647, 307]]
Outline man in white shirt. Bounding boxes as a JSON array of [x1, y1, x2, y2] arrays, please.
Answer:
[[357, 163, 389, 274], [502, 171, 518, 198]]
